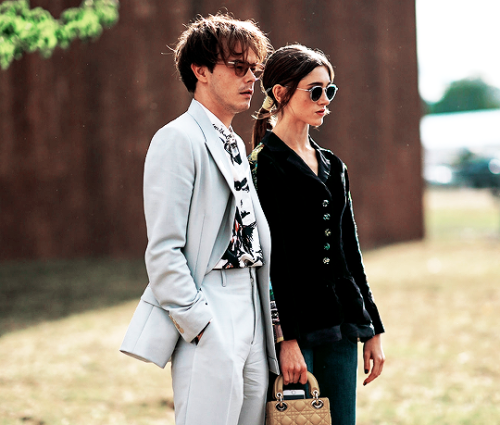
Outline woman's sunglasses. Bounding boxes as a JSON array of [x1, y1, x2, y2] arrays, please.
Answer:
[[295, 84, 338, 102], [217, 60, 265, 79]]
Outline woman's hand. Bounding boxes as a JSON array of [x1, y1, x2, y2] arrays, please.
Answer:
[[363, 334, 385, 386], [279, 339, 308, 385]]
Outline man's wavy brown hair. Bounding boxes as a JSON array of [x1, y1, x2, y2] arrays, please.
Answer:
[[174, 13, 272, 93]]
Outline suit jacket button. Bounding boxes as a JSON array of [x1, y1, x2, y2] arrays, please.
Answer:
[[324, 229, 331, 237], [322, 200, 329, 207], [324, 243, 330, 250], [323, 257, 330, 264], [323, 213, 330, 221]]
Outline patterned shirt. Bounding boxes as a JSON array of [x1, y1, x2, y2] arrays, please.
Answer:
[[195, 101, 264, 269]]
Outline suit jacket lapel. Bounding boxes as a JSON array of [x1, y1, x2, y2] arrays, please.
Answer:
[[187, 100, 236, 197]]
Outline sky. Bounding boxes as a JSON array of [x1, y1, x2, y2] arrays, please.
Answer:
[[416, 0, 500, 102]]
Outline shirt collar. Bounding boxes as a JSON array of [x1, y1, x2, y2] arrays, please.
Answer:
[[194, 100, 233, 136]]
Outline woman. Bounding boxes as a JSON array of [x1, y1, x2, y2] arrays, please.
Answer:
[[249, 45, 385, 424]]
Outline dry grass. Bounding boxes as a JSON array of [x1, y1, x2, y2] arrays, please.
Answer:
[[0, 258, 147, 335], [356, 188, 500, 424], [424, 187, 500, 241], [356, 240, 500, 424], [1, 188, 499, 424], [0, 303, 174, 425]]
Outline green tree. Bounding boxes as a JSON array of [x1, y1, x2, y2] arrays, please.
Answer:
[[427, 78, 500, 114], [0, 0, 119, 70]]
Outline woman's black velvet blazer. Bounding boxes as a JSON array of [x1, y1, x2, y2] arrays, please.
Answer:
[[249, 131, 384, 345]]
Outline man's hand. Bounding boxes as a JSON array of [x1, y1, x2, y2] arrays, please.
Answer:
[[196, 330, 204, 342], [279, 339, 308, 385], [195, 322, 210, 343], [363, 334, 385, 386]]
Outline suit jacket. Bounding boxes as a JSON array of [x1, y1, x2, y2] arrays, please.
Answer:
[[121, 100, 279, 374]]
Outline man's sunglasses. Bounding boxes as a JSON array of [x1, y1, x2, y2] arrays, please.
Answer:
[[217, 60, 265, 79], [295, 84, 338, 102]]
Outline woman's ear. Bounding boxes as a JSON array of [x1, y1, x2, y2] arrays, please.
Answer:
[[191, 63, 209, 83], [272, 84, 288, 104]]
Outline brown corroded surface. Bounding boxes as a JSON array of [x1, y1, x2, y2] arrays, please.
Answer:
[[0, 0, 422, 261]]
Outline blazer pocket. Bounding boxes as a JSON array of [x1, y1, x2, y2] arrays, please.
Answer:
[[120, 285, 180, 369]]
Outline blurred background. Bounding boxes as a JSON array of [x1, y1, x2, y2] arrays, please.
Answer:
[[0, 0, 499, 424]]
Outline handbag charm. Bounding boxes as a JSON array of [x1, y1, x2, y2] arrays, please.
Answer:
[[266, 371, 331, 425]]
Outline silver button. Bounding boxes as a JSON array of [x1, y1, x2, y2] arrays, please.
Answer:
[[322, 200, 329, 207], [324, 243, 330, 250], [323, 214, 330, 221], [323, 257, 330, 264], [325, 229, 331, 237]]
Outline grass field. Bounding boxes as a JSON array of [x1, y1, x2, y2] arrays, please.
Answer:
[[1, 188, 499, 424]]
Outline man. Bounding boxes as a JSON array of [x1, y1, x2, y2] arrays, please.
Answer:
[[121, 14, 278, 425]]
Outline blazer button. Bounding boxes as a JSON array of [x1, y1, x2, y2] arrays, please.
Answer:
[[324, 243, 330, 250], [323, 257, 330, 264], [324, 229, 331, 237], [322, 200, 329, 207], [323, 213, 330, 221]]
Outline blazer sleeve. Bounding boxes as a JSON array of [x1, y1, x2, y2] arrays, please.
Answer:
[[341, 167, 385, 335], [252, 157, 303, 341], [143, 124, 213, 343]]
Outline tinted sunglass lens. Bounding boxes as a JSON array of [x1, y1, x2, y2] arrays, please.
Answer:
[[234, 64, 247, 77], [310, 87, 323, 102], [326, 85, 337, 100], [233, 63, 263, 79], [252, 68, 263, 79]]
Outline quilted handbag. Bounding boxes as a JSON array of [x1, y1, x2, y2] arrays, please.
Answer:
[[266, 371, 331, 425]]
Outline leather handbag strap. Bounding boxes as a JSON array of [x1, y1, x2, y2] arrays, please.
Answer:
[[273, 371, 320, 400]]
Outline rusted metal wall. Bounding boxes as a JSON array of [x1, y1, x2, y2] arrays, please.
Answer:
[[0, 0, 423, 261]]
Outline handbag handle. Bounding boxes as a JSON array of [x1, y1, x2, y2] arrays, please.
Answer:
[[273, 371, 320, 400]]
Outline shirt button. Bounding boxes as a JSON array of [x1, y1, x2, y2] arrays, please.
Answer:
[[322, 200, 329, 207], [323, 213, 330, 221], [324, 229, 331, 237], [324, 243, 330, 250], [323, 257, 330, 264]]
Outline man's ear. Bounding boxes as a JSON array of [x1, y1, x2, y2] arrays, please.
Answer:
[[272, 84, 288, 104], [191, 63, 210, 83]]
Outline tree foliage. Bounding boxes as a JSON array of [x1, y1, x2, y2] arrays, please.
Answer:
[[0, 0, 119, 70], [427, 78, 500, 114]]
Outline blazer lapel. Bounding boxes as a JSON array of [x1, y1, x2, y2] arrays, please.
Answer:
[[264, 131, 330, 188], [187, 101, 236, 197]]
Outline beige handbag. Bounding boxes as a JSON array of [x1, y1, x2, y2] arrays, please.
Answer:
[[266, 371, 331, 425]]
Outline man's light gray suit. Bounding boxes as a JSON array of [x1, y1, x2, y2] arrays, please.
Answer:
[[121, 100, 279, 425]]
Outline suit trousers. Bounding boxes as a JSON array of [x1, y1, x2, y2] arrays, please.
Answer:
[[171, 267, 268, 425]]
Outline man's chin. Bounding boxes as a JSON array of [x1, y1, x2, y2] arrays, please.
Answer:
[[234, 100, 252, 114]]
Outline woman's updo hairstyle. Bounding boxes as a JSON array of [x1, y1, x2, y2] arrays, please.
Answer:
[[252, 44, 334, 147]]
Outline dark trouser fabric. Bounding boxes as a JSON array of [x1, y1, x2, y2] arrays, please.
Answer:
[[271, 338, 358, 425]]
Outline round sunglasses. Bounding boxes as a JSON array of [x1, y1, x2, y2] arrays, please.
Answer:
[[295, 84, 338, 102], [217, 60, 265, 79]]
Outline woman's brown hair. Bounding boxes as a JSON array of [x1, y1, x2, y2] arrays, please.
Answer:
[[252, 44, 334, 147]]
